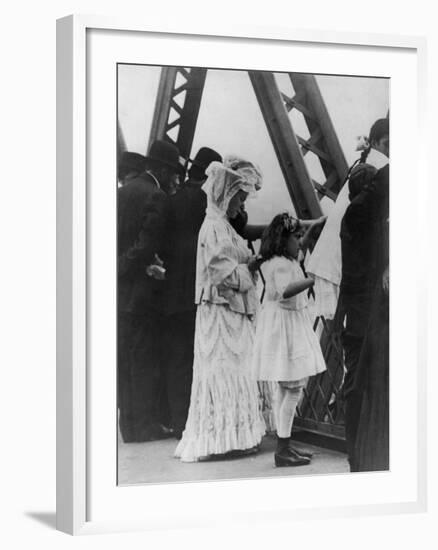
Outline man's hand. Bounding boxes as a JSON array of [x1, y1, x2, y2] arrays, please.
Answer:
[[146, 254, 166, 280], [153, 253, 164, 268], [382, 266, 389, 294]]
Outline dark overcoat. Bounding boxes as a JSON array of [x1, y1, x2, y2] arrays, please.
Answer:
[[118, 172, 168, 315], [117, 172, 169, 442], [354, 164, 390, 471], [340, 163, 389, 470]]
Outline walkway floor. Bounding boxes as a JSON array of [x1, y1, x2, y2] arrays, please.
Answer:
[[118, 433, 349, 486]]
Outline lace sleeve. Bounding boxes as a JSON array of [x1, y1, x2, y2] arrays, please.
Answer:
[[205, 226, 253, 292], [208, 241, 239, 288]]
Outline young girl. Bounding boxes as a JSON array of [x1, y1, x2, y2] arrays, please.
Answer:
[[251, 213, 327, 467]]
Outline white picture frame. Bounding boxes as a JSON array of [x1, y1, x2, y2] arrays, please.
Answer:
[[56, 14, 428, 535]]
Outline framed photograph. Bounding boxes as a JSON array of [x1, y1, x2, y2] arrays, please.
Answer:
[[57, 15, 427, 535]]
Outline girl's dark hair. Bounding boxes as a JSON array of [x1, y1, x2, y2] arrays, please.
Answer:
[[360, 118, 390, 164], [342, 116, 390, 183], [260, 213, 301, 263], [348, 163, 378, 200], [369, 118, 389, 144], [359, 148, 370, 164]]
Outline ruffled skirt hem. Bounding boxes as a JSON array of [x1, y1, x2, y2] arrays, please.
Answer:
[[174, 421, 266, 462], [174, 302, 268, 462]]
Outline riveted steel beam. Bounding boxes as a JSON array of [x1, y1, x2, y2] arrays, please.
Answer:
[[249, 71, 322, 219], [148, 66, 207, 163], [288, 74, 349, 197]]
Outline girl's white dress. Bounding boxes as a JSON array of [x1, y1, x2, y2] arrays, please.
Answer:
[[175, 211, 267, 462], [252, 256, 326, 383]]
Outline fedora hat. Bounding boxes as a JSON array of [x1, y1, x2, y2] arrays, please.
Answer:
[[146, 140, 180, 170]]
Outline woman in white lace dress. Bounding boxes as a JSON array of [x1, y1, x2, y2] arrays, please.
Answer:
[[175, 157, 266, 462]]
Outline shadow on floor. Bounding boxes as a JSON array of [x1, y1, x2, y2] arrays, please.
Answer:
[[25, 511, 57, 530]]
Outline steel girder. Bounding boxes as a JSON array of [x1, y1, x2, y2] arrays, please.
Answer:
[[147, 67, 348, 218], [249, 71, 323, 219], [148, 66, 207, 165]]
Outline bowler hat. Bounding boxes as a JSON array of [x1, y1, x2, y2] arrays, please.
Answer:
[[146, 140, 180, 170], [118, 151, 147, 180]]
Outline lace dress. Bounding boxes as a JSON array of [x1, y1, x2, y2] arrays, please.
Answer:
[[175, 212, 266, 462]]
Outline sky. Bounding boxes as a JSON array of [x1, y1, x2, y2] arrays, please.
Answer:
[[118, 65, 389, 224]]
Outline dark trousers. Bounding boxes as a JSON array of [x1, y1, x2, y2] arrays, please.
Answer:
[[118, 312, 162, 442], [355, 290, 390, 472], [342, 331, 365, 472], [340, 294, 372, 471], [163, 310, 196, 435]]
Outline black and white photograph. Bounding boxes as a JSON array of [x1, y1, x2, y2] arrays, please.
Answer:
[[117, 64, 390, 485], [0, 0, 434, 542]]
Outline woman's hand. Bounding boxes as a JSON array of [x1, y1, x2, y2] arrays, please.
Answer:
[[298, 215, 327, 252], [299, 215, 327, 228], [312, 215, 327, 228], [247, 255, 263, 274]]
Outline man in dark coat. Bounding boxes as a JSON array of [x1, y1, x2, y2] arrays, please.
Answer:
[[340, 119, 389, 470], [354, 165, 389, 470], [118, 139, 180, 443]]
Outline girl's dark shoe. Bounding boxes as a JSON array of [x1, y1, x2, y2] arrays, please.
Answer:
[[275, 436, 310, 467], [287, 441, 314, 459], [274, 448, 311, 467]]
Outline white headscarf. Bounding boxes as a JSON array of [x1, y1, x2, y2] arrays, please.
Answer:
[[202, 155, 262, 217]]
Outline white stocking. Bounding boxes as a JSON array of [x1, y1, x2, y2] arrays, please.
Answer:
[[274, 385, 303, 438]]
